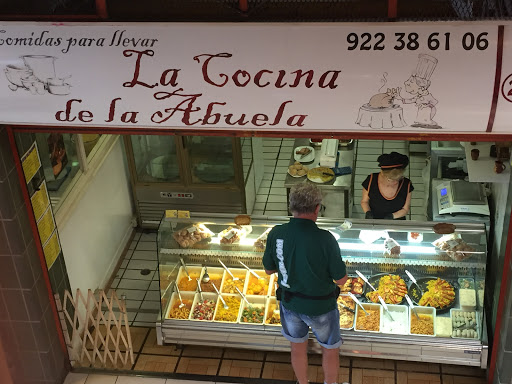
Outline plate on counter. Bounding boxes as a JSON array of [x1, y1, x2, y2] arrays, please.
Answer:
[[307, 167, 334, 183], [293, 146, 315, 163], [288, 163, 308, 177]]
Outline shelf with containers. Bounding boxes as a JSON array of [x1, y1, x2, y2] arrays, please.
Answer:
[[156, 214, 488, 367]]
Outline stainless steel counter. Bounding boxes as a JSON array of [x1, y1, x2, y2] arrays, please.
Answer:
[[283, 138, 355, 217]]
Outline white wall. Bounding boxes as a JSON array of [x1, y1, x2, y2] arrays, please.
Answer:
[[59, 138, 134, 294]]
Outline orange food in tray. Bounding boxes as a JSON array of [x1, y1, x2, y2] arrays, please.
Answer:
[[339, 277, 364, 295], [418, 278, 455, 308], [366, 275, 407, 304]]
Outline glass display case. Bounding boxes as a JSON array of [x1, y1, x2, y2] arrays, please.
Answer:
[[156, 213, 488, 367]]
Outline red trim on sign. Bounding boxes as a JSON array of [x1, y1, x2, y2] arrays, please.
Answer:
[[5, 127, 70, 365], [0, 14, 100, 20], [388, 0, 398, 19], [488, 214, 512, 381], [95, 0, 108, 19], [239, 0, 248, 12], [487, 25, 505, 133]]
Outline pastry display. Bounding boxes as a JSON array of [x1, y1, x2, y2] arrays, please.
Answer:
[[240, 305, 265, 323], [168, 300, 192, 319], [339, 277, 364, 295], [355, 308, 380, 332], [417, 278, 455, 309], [433, 234, 476, 261], [192, 299, 216, 321], [173, 223, 213, 248], [366, 275, 407, 304], [410, 314, 434, 335], [254, 228, 272, 252], [219, 226, 244, 244], [337, 296, 355, 329], [288, 161, 308, 177], [451, 311, 478, 339], [214, 296, 241, 322], [246, 273, 270, 295]]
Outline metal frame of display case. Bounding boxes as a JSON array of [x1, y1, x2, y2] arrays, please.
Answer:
[[155, 214, 488, 368]]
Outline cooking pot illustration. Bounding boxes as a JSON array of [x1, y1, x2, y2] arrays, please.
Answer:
[[3, 55, 71, 95]]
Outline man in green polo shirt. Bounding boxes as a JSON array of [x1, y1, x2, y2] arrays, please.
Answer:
[[263, 182, 348, 384]]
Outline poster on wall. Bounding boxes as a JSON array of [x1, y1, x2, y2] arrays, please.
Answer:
[[43, 230, 60, 269], [37, 205, 56, 245], [30, 180, 49, 221], [21, 142, 41, 183], [0, 23, 502, 134]]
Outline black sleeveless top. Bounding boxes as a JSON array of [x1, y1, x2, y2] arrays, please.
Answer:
[[362, 173, 414, 219]]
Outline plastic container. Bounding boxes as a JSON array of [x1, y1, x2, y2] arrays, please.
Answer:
[[337, 295, 356, 330], [190, 292, 217, 321], [176, 266, 203, 292], [380, 304, 409, 335], [458, 277, 475, 290], [450, 309, 479, 340], [238, 295, 266, 325], [166, 292, 195, 320], [213, 294, 242, 323], [245, 270, 271, 296], [220, 268, 248, 294], [264, 297, 281, 326], [354, 303, 382, 333], [409, 306, 436, 337]]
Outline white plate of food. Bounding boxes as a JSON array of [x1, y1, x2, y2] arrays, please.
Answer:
[[288, 162, 308, 177], [293, 146, 315, 163], [307, 167, 334, 183]]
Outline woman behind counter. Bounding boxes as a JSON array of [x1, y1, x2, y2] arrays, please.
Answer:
[[361, 152, 414, 220]]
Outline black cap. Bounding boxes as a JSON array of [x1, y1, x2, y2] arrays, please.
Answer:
[[378, 152, 409, 169]]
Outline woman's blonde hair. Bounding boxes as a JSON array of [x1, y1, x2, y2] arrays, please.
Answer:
[[381, 168, 405, 180]]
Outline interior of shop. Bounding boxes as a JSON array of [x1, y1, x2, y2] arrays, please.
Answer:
[[14, 132, 510, 382]]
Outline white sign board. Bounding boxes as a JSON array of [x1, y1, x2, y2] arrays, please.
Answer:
[[0, 22, 505, 134]]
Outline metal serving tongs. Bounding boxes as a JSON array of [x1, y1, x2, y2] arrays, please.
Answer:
[[235, 286, 251, 306], [174, 282, 185, 308], [218, 259, 239, 281], [210, 280, 228, 309], [180, 257, 192, 281], [355, 270, 376, 292], [405, 294, 420, 321], [196, 278, 204, 301], [405, 270, 424, 297], [348, 292, 369, 316], [239, 260, 263, 279]]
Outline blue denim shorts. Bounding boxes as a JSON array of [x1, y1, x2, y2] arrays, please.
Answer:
[[279, 302, 342, 349]]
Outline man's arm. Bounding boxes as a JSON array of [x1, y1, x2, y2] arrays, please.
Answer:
[[335, 275, 348, 286], [265, 269, 277, 275]]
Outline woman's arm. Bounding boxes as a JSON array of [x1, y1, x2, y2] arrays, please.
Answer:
[[361, 188, 371, 213], [392, 189, 412, 218]]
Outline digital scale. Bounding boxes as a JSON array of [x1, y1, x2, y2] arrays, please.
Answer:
[[436, 180, 490, 216]]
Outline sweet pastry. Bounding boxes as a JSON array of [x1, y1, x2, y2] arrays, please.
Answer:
[[433, 223, 456, 234], [234, 215, 251, 226], [173, 223, 213, 248]]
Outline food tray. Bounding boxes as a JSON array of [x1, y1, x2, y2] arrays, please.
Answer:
[[293, 146, 315, 163], [238, 295, 266, 325], [190, 292, 217, 321], [363, 273, 407, 305], [264, 297, 281, 327], [354, 303, 382, 333], [166, 292, 195, 320], [381, 304, 409, 335], [408, 277, 457, 313], [176, 266, 203, 292], [220, 268, 248, 294], [337, 295, 355, 330], [458, 277, 475, 290], [339, 276, 365, 297], [409, 306, 436, 337], [245, 270, 272, 296], [199, 267, 225, 293], [213, 294, 242, 323], [450, 309, 479, 340]]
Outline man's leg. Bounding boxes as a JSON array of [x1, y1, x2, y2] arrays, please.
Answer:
[[291, 340, 309, 384], [321, 346, 339, 384]]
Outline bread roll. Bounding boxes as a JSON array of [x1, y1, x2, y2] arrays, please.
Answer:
[[235, 215, 251, 226]]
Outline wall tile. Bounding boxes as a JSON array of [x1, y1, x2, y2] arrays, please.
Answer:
[[0, 222, 10, 254], [3, 289, 28, 321], [0, 292, 7, 320], [35, 275, 50, 314], [14, 253, 36, 290], [0, 178, 15, 220], [8, 169, 24, 213], [31, 321, 51, 352], [0, 255, 20, 289], [23, 351, 45, 381], [40, 350, 57, 381], [24, 289, 43, 321], [26, 240, 42, 282], [13, 322, 37, 351], [3, 215, 25, 255], [0, 127, 14, 175], [17, 205, 33, 249]]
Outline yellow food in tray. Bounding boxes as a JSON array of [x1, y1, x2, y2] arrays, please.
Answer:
[[178, 274, 200, 291], [246, 274, 270, 295], [265, 303, 281, 325], [222, 276, 246, 293], [418, 278, 455, 309], [168, 300, 192, 319], [411, 314, 434, 335], [366, 275, 407, 304], [214, 296, 241, 322], [356, 309, 380, 331]]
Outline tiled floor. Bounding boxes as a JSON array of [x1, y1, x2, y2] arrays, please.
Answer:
[[69, 332, 487, 383]]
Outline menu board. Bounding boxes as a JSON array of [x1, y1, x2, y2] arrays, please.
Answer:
[[30, 181, 50, 221], [43, 230, 60, 269], [21, 142, 41, 183]]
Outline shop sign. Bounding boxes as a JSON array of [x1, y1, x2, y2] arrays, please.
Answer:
[[0, 22, 510, 135]]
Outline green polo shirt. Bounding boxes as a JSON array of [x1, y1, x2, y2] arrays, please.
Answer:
[[262, 218, 346, 316]]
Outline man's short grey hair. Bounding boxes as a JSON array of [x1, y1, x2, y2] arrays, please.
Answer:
[[289, 182, 323, 214]]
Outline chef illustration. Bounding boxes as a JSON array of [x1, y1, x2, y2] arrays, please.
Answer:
[[398, 54, 441, 129]]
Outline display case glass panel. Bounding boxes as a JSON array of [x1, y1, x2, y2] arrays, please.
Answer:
[[130, 135, 180, 183]]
